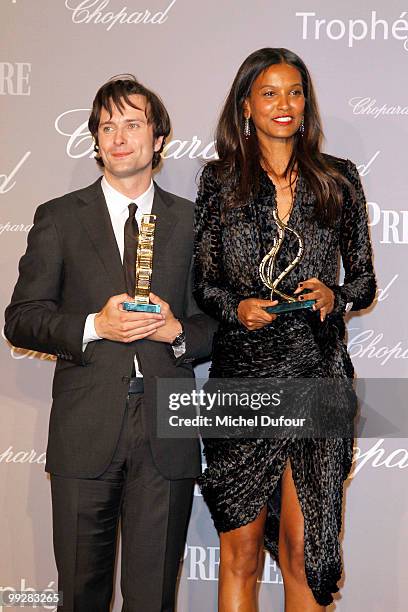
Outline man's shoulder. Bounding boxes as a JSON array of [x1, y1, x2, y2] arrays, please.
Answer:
[[37, 178, 101, 215], [154, 182, 194, 215]]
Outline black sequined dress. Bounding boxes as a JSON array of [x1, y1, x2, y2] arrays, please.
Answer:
[[193, 155, 376, 606]]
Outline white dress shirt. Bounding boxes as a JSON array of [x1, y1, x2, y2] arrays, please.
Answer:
[[82, 176, 183, 377]]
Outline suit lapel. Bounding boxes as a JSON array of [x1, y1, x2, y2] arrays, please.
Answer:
[[150, 183, 178, 294], [75, 179, 178, 297], [76, 178, 126, 294], [151, 183, 177, 254]]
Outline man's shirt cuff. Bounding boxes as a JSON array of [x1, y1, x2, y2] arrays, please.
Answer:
[[82, 313, 101, 351]]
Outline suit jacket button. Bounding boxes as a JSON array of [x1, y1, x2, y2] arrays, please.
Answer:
[[122, 376, 130, 384]]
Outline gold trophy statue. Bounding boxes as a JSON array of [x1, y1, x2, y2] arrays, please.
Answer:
[[260, 208, 315, 314], [123, 214, 161, 313]]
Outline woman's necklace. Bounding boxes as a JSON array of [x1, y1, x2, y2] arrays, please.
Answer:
[[279, 196, 294, 223], [267, 171, 298, 225]]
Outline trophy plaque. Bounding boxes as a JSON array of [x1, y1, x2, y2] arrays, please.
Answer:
[[123, 214, 161, 313], [259, 208, 315, 314]]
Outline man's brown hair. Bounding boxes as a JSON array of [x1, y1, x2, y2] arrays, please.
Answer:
[[88, 74, 171, 169]]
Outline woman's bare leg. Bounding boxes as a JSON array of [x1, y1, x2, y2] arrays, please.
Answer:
[[279, 461, 325, 612], [218, 506, 267, 612]]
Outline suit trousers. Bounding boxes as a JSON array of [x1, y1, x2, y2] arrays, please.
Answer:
[[50, 393, 195, 612]]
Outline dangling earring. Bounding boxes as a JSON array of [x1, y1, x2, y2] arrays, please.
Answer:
[[244, 116, 251, 140], [299, 118, 305, 136]]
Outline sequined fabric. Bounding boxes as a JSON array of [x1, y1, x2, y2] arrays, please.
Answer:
[[193, 155, 376, 606]]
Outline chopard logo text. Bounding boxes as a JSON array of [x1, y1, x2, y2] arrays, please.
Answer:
[[65, 0, 177, 31], [55, 108, 217, 160], [349, 97, 408, 118], [0, 152, 31, 194]]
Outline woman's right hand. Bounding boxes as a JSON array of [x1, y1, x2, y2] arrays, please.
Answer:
[[237, 298, 279, 331]]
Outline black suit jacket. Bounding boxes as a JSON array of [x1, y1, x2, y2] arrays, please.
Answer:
[[5, 178, 217, 480]]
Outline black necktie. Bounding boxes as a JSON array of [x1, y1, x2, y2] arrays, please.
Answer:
[[123, 202, 139, 297]]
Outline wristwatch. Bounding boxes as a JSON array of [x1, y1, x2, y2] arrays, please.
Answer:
[[171, 321, 186, 347]]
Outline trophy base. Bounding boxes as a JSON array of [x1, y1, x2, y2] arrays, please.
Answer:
[[265, 299, 316, 314], [123, 302, 161, 313]]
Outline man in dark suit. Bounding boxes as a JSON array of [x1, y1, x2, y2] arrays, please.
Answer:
[[4, 75, 216, 612]]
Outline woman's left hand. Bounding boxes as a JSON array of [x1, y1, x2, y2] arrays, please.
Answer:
[[293, 277, 334, 322]]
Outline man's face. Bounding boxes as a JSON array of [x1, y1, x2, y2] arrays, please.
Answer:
[[97, 94, 163, 180]]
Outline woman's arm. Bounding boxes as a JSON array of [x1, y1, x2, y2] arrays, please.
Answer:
[[193, 165, 243, 325], [329, 159, 377, 314]]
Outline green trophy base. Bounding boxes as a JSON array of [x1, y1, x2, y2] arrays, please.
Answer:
[[123, 302, 161, 313], [265, 299, 316, 314]]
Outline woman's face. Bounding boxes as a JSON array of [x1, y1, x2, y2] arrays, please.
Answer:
[[244, 63, 305, 143]]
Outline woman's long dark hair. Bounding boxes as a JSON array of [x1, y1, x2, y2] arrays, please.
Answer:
[[211, 48, 348, 225]]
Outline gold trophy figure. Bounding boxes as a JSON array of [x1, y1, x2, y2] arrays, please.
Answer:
[[123, 214, 161, 313]]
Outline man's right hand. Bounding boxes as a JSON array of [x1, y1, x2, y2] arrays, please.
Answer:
[[94, 294, 166, 343]]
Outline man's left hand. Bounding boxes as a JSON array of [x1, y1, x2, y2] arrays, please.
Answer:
[[293, 277, 335, 322], [146, 292, 182, 343]]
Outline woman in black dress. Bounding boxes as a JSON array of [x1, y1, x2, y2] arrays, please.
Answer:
[[193, 48, 376, 611]]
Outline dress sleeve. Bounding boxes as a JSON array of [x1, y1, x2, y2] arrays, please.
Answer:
[[329, 159, 377, 314], [193, 165, 243, 326]]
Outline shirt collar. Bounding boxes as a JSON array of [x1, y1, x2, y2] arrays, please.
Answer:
[[101, 176, 154, 216]]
